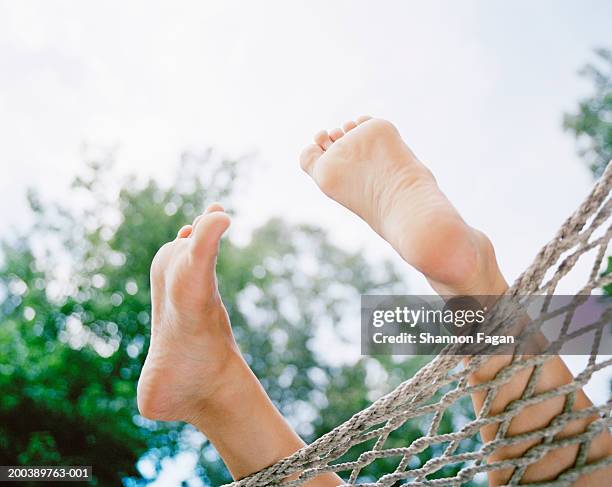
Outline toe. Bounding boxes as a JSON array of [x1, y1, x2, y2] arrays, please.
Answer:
[[191, 203, 224, 232], [356, 115, 372, 124], [205, 202, 224, 213], [192, 214, 204, 231], [329, 128, 344, 142], [177, 224, 193, 239], [342, 120, 357, 132], [314, 130, 333, 150], [190, 211, 231, 262], [300, 144, 324, 173]]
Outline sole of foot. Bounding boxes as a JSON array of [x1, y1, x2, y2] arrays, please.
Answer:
[[137, 204, 240, 422], [300, 116, 499, 295]]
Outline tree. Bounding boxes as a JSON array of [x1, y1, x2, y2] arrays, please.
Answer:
[[563, 48, 612, 179], [1, 152, 467, 485], [563, 48, 612, 294]]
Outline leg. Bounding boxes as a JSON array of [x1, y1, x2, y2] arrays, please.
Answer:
[[138, 204, 341, 485], [300, 117, 612, 484]]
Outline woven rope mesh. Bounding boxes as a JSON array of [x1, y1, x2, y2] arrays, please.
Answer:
[[227, 162, 612, 487]]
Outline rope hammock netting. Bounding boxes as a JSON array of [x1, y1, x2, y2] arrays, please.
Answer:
[[227, 162, 612, 487]]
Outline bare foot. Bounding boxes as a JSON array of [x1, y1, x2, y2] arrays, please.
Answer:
[[137, 204, 242, 423], [300, 116, 501, 295]]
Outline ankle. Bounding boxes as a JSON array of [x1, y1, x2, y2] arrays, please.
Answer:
[[187, 350, 255, 423]]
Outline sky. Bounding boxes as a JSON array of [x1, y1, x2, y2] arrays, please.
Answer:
[[1, 1, 611, 485]]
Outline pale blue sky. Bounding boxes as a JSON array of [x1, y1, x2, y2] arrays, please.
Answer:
[[1, 1, 610, 289], [1, 1, 610, 485]]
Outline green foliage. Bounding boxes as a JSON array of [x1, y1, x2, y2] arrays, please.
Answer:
[[1, 152, 470, 485], [564, 48, 612, 178], [563, 49, 612, 299], [603, 257, 612, 296]]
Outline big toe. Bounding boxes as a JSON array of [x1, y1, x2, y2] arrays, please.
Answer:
[[205, 202, 225, 213], [190, 211, 231, 262], [300, 143, 324, 174]]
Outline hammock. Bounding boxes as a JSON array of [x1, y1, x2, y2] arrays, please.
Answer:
[[228, 162, 612, 486]]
